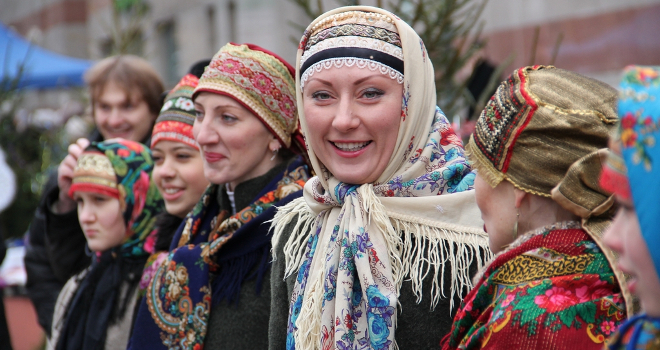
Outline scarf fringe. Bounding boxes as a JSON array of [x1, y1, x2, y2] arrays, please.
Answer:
[[271, 197, 317, 279], [273, 194, 491, 312]]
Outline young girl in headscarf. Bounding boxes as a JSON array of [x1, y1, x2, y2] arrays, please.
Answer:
[[48, 139, 163, 350], [269, 6, 487, 349], [138, 72, 209, 294], [129, 43, 311, 349], [601, 65, 660, 349]]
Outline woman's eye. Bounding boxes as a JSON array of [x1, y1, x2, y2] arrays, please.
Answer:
[[362, 88, 384, 99], [311, 91, 332, 101], [195, 110, 204, 120], [152, 155, 163, 163], [176, 153, 191, 160], [221, 114, 237, 123], [93, 196, 107, 202]]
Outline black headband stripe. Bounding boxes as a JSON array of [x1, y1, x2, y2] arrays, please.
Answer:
[[300, 47, 404, 78]]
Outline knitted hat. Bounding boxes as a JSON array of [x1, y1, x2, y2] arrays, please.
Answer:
[[152, 74, 199, 149], [298, 10, 404, 91], [467, 65, 618, 219], [193, 43, 300, 150]]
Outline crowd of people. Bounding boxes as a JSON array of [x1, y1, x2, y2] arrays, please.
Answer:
[[18, 5, 660, 350]]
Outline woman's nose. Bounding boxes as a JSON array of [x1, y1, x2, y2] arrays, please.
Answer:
[[78, 204, 95, 223], [602, 216, 624, 254], [331, 98, 360, 132], [194, 117, 219, 146], [156, 158, 176, 179]]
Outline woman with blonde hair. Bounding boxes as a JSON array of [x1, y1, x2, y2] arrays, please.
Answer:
[[269, 6, 488, 349]]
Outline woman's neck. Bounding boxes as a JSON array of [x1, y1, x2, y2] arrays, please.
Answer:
[[518, 195, 580, 234]]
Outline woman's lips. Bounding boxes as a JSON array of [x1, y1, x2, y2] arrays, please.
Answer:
[[161, 187, 184, 201], [204, 152, 225, 163], [330, 141, 371, 158]]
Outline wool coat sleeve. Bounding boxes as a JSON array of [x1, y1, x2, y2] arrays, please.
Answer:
[[268, 220, 298, 350]]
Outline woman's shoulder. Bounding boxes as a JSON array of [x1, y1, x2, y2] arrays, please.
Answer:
[[485, 226, 613, 285]]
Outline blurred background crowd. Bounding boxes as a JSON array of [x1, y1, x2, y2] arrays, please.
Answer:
[[0, 0, 659, 349]]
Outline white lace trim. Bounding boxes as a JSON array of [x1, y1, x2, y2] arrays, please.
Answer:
[[300, 36, 403, 67], [300, 57, 404, 91]]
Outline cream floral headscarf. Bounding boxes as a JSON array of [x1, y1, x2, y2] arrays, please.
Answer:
[[272, 6, 488, 349]]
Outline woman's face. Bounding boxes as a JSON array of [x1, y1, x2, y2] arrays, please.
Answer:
[[74, 191, 127, 252], [94, 81, 156, 142], [474, 173, 518, 253], [152, 140, 209, 218], [603, 195, 660, 317], [193, 93, 280, 189], [302, 65, 403, 184]]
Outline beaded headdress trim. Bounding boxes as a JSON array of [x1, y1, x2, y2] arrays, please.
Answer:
[[299, 11, 403, 91]]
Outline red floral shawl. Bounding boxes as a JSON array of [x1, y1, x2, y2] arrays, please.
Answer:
[[441, 222, 627, 350]]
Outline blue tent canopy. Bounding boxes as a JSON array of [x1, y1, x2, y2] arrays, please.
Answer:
[[1, 23, 94, 89]]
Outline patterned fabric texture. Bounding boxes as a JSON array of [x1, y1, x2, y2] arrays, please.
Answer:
[[152, 73, 199, 150], [441, 222, 626, 350], [298, 12, 404, 90], [69, 138, 163, 256], [128, 158, 310, 350], [467, 65, 617, 219], [466, 65, 633, 316], [272, 6, 488, 350], [194, 43, 303, 151], [605, 314, 660, 350], [600, 66, 660, 350], [614, 65, 660, 276], [55, 139, 163, 350]]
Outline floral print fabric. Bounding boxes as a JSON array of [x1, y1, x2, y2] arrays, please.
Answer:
[[442, 224, 626, 350], [605, 315, 660, 350], [278, 6, 488, 350], [617, 66, 660, 275], [129, 159, 309, 350]]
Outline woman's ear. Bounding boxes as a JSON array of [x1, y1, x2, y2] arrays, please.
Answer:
[[513, 187, 528, 209], [269, 138, 282, 152]]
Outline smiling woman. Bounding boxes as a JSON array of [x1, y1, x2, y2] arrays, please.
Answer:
[[129, 43, 311, 350], [268, 6, 488, 350], [302, 65, 402, 184]]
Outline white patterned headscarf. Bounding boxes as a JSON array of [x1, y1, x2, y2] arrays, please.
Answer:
[[272, 6, 489, 349]]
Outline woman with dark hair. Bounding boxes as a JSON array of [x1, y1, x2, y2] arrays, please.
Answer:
[[48, 139, 163, 350], [25, 55, 164, 335], [129, 43, 311, 349]]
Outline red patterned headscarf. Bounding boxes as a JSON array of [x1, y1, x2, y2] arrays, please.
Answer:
[[193, 43, 304, 154]]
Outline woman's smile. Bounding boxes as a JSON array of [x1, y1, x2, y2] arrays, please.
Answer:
[[204, 151, 226, 163], [331, 140, 372, 157], [303, 65, 403, 184]]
